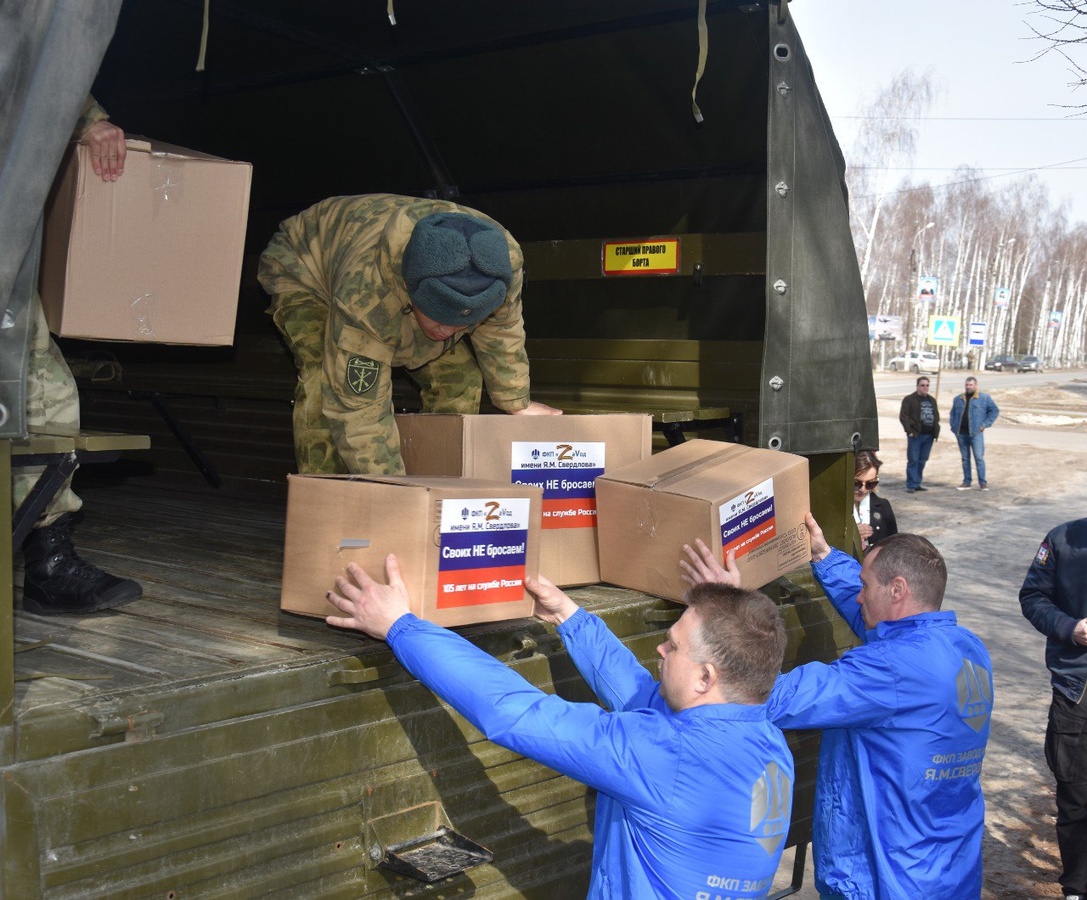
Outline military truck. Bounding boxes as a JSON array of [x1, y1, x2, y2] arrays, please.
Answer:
[[0, 1, 877, 895]]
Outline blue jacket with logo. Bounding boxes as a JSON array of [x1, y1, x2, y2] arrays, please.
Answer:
[[766, 549, 993, 900], [949, 390, 1000, 435], [1019, 517, 1087, 703], [386, 608, 794, 899]]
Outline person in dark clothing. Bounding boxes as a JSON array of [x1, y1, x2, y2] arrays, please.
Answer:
[[1020, 518, 1087, 900], [853, 450, 898, 551], [899, 375, 940, 493]]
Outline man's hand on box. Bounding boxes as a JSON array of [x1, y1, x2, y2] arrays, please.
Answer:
[[525, 572, 579, 625], [508, 400, 563, 416], [806, 512, 832, 562], [326, 555, 411, 640], [81, 120, 126, 182], [680, 539, 741, 588]]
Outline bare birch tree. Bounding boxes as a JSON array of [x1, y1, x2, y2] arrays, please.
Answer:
[[845, 66, 1087, 369], [846, 70, 937, 292], [1025, 0, 1087, 102]]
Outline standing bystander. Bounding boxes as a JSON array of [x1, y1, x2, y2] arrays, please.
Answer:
[[1019, 518, 1087, 900], [950, 376, 1000, 491], [899, 375, 940, 493], [852, 450, 897, 551]]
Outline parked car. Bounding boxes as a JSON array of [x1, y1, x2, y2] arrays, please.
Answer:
[[1017, 355, 1045, 373], [984, 354, 1019, 372], [889, 350, 940, 373]]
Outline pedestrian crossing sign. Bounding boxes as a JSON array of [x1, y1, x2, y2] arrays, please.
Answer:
[[928, 316, 959, 346]]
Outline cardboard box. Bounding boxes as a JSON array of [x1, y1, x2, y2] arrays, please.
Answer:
[[39, 137, 252, 345], [281, 474, 542, 627], [596, 439, 811, 601], [396, 413, 653, 586]]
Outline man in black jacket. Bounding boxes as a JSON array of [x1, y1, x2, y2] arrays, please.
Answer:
[[1020, 518, 1087, 900], [899, 376, 940, 493]]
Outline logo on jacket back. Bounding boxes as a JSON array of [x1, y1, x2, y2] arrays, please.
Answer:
[[957, 658, 993, 732], [750, 761, 792, 854]]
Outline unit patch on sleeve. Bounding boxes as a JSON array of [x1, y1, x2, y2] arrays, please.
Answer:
[[346, 356, 380, 395], [1035, 541, 1051, 566]]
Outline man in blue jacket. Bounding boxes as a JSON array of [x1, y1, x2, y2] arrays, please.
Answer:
[[681, 518, 994, 899], [949, 375, 1000, 491], [326, 556, 794, 899], [1020, 518, 1087, 900]]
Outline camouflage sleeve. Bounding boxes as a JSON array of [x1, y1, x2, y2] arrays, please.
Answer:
[[408, 339, 483, 413], [257, 210, 334, 309], [469, 256, 531, 412], [72, 96, 109, 140], [322, 304, 405, 475]]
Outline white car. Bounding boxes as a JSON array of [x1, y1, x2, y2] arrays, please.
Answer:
[[888, 350, 940, 373]]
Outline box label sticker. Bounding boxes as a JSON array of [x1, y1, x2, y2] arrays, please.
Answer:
[[511, 441, 605, 530], [719, 478, 777, 561], [438, 498, 531, 608]]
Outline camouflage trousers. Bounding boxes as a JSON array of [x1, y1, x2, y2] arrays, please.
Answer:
[[12, 298, 82, 527], [272, 301, 483, 475]]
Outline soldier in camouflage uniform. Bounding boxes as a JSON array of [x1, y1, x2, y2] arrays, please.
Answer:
[[258, 194, 560, 475], [14, 98, 142, 615]]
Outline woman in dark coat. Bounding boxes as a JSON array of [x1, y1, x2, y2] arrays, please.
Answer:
[[854, 450, 898, 551]]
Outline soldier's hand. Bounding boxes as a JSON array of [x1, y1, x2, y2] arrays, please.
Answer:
[[525, 572, 579, 625], [81, 119, 126, 181], [680, 539, 741, 588], [326, 555, 411, 639], [806, 512, 832, 561], [509, 401, 563, 416]]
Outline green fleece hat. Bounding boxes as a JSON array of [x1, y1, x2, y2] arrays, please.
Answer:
[[402, 212, 513, 326]]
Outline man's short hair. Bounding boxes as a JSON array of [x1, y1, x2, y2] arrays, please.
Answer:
[[868, 533, 947, 610], [916, 375, 930, 386], [683, 584, 786, 703]]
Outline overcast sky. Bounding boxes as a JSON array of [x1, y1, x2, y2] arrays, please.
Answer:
[[790, 0, 1087, 224]]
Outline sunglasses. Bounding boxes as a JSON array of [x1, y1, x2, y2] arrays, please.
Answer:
[[854, 479, 879, 491]]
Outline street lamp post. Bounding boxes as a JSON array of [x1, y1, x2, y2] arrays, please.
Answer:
[[904, 222, 935, 352]]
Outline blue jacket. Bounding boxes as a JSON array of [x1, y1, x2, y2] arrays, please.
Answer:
[[949, 390, 999, 436], [1019, 518, 1087, 703], [387, 609, 794, 899], [766, 549, 993, 900]]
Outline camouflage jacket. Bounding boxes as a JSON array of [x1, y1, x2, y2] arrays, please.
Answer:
[[258, 194, 531, 473]]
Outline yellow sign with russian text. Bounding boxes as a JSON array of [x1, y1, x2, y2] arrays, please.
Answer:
[[602, 238, 679, 276]]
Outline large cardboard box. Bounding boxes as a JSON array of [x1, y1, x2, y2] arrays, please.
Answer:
[[596, 440, 811, 601], [396, 413, 653, 586], [39, 137, 252, 345], [281, 474, 542, 627]]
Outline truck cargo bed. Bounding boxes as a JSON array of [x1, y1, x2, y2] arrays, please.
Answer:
[[6, 469, 846, 897]]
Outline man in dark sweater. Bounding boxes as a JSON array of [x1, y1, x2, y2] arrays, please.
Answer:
[[899, 376, 940, 493]]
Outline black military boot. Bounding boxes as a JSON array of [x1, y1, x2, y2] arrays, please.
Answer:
[[21, 513, 142, 615]]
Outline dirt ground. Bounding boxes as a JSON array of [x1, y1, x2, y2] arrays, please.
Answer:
[[780, 374, 1087, 899]]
